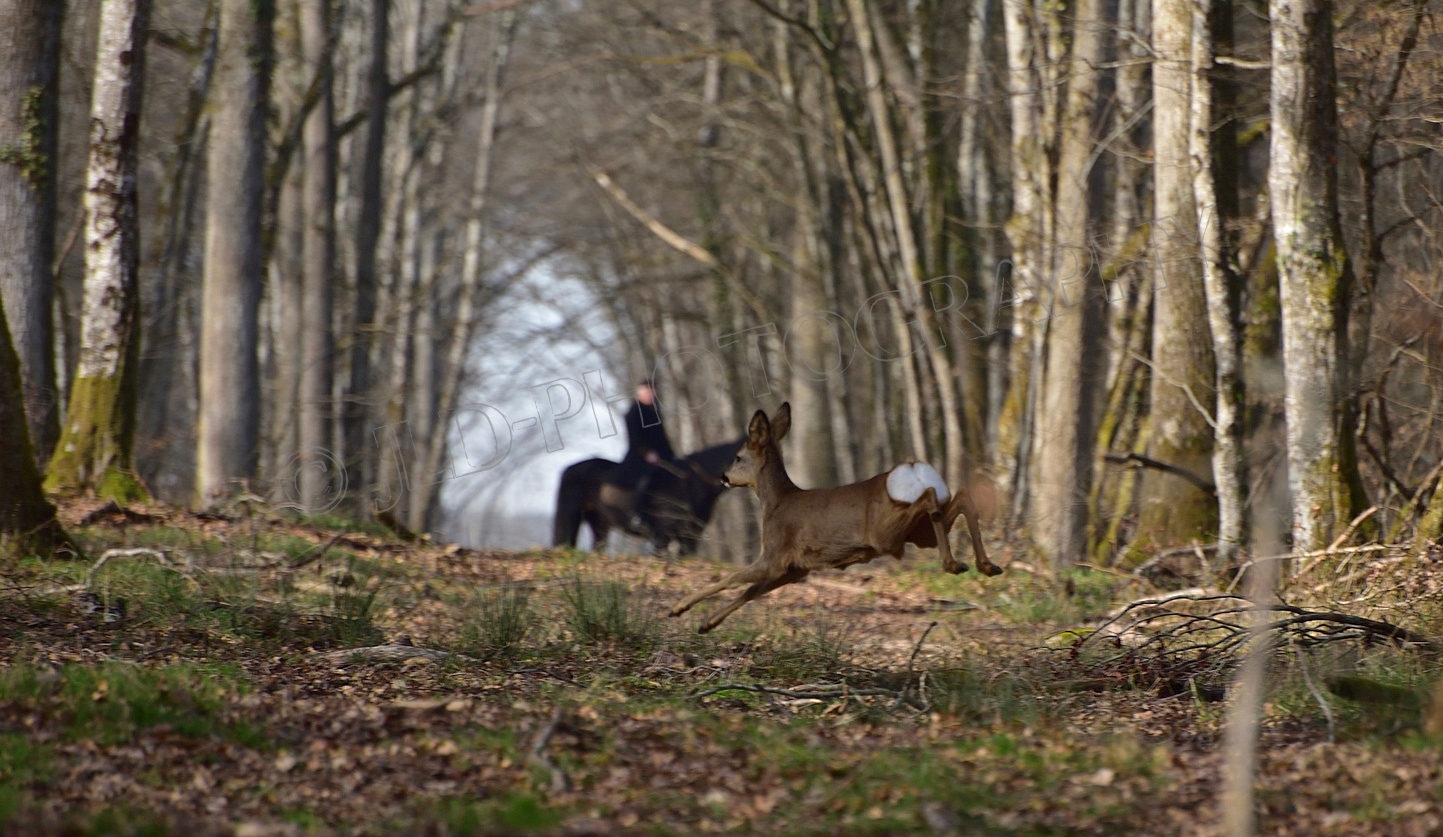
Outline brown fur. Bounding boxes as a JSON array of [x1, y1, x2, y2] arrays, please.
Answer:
[[669, 403, 1002, 633]]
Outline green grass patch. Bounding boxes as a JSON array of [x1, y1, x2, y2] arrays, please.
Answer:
[[747, 618, 855, 682], [925, 664, 1051, 727], [289, 510, 392, 538], [560, 574, 659, 649], [0, 733, 52, 827], [52, 537, 389, 649], [458, 586, 536, 658], [0, 662, 256, 746], [1269, 646, 1443, 739], [414, 793, 562, 836]]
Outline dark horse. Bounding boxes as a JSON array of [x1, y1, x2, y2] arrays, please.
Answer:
[[552, 438, 744, 555]]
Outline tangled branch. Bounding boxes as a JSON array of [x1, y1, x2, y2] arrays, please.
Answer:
[[1053, 591, 1438, 696]]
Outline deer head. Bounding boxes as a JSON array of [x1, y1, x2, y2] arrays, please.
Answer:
[[722, 403, 791, 488]]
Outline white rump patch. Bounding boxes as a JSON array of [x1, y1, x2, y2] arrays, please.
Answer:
[[886, 462, 950, 504]]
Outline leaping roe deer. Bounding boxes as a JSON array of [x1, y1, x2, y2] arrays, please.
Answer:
[[670, 403, 1002, 633]]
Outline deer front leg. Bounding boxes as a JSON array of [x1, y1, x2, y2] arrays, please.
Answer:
[[920, 488, 966, 575], [950, 488, 1001, 576], [670, 560, 775, 617], [698, 567, 810, 634]]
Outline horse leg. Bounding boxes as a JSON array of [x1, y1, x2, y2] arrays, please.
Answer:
[[552, 474, 585, 548]]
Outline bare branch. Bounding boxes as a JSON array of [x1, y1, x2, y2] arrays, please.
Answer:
[[591, 171, 718, 267]]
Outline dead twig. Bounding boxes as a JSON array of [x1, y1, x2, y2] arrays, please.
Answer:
[[1292, 639, 1335, 744], [1104, 452, 1217, 494], [289, 531, 347, 570], [529, 707, 572, 795], [86, 548, 190, 589], [897, 621, 939, 709], [319, 645, 476, 664], [694, 682, 926, 711]]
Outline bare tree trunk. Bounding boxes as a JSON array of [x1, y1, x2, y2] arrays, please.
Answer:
[[405, 229, 441, 534], [786, 248, 836, 489], [0, 0, 62, 463], [959, 0, 1009, 467], [999, 0, 1048, 515], [345, 0, 389, 508], [1105, 0, 1147, 392], [1218, 467, 1286, 837], [1269, 0, 1358, 550], [772, 14, 834, 490], [1140, 0, 1216, 545], [298, 0, 336, 511], [267, 141, 302, 492], [46, 0, 151, 501], [198, 0, 273, 506], [373, 0, 427, 521], [1030, 0, 1108, 566], [1191, 0, 1246, 562], [847, 0, 965, 485], [412, 9, 517, 530], [0, 301, 57, 547], [137, 6, 215, 502]]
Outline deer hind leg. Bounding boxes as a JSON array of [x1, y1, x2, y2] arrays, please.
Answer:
[[949, 487, 1001, 577], [919, 488, 965, 575], [669, 559, 776, 617], [698, 567, 810, 634]]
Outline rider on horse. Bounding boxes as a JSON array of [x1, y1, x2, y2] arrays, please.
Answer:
[[611, 379, 677, 531]]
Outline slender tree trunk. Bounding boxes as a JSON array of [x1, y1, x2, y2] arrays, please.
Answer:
[[412, 9, 517, 529], [198, 0, 273, 506], [46, 0, 151, 501], [267, 133, 302, 491], [999, 0, 1048, 514], [772, 15, 834, 490], [1140, 0, 1216, 545], [137, 6, 215, 501], [1191, 0, 1246, 562], [1105, 0, 1147, 393], [345, 0, 389, 507], [1269, 0, 1359, 550], [847, 0, 966, 485], [0, 0, 62, 463], [373, 0, 426, 521], [405, 229, 441, 534], [1030, 0, 1108, 566], [959, 0, 1010, 467], [298, 0, 336, 511]]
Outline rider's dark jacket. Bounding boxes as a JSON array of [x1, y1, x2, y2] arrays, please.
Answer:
[[611, 400, 675, 489]]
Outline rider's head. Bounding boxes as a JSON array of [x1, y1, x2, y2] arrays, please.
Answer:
[[636, 379, 656, 406]]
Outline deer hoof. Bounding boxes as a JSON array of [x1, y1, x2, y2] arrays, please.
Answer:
[[979, 563, 1003, 577], [944, 561, 968, 575]]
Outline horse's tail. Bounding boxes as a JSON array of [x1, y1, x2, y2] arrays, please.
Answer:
[[553, 464, 588, 548]]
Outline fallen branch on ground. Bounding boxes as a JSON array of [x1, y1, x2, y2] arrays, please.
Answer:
[[530, 707, 572, 795], [86, 548, 193, 589], [289, 531, 347, 569], [693, 681, 926, 711], [319, 645, 476, 664], [1057, 590, 1440, 696]]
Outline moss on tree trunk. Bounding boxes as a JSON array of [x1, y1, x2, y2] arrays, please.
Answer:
[[45, 370, 146, 502], [0, 297, 61, 551]]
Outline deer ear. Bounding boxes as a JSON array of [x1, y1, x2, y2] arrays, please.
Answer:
[[771, 402, 792, 442], [747, 409, 771, 447]]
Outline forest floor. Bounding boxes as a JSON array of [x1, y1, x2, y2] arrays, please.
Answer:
[[2, 498, 1442, 836]]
